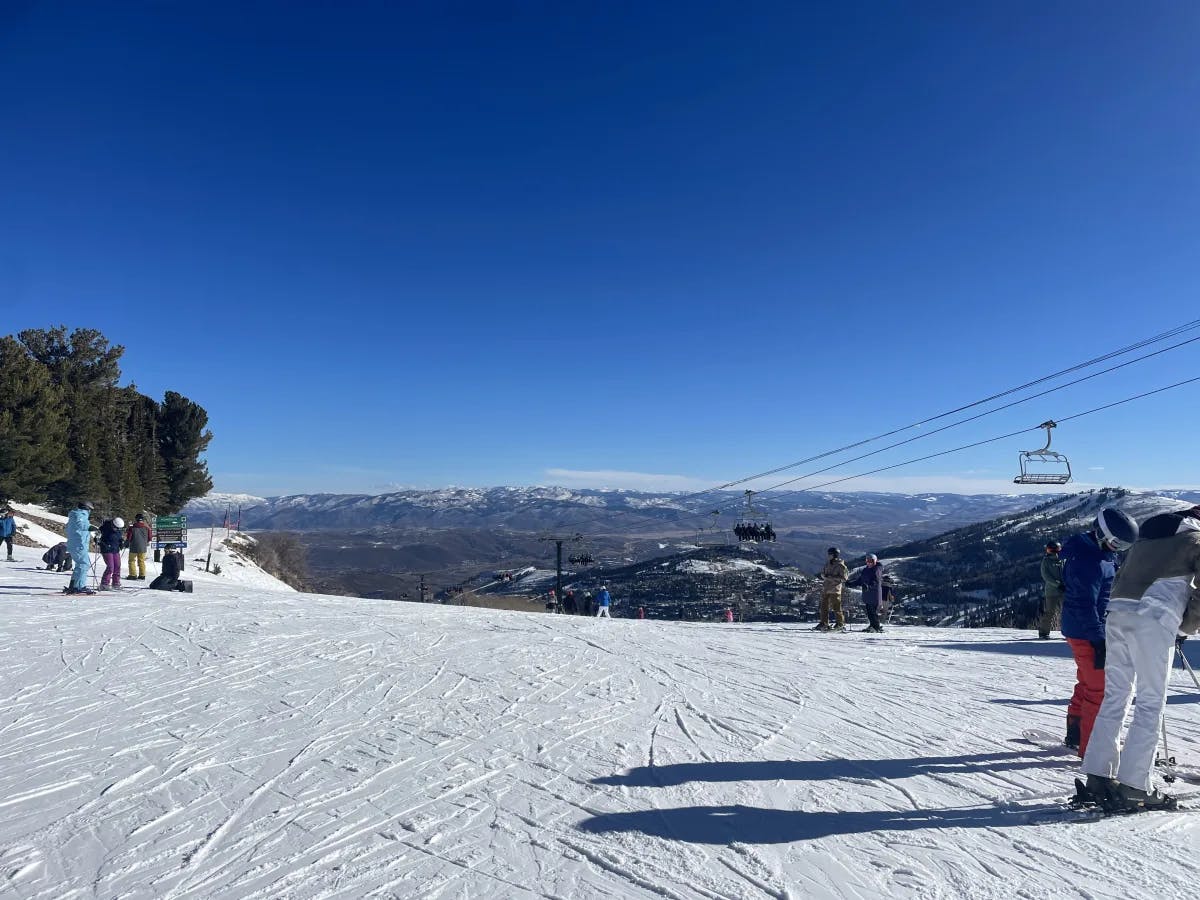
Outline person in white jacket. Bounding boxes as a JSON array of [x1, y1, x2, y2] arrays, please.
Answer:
[[1080, 506, 1200, 811]]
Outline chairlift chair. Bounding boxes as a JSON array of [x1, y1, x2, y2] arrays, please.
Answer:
[[735, 490, 776, 542], [1013, 420, 1072, 485]]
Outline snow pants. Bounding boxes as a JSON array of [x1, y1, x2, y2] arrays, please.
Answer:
[[1039, 592, 1063, 636], [1066, 637, 1105, 757], [819, 591, 844, 627], [1082, 609, 1175, 793], [595, 606, 610, 618], [68, 549, 89, 590], [128, 552, 147, 578], [101, 552, 121, 587]]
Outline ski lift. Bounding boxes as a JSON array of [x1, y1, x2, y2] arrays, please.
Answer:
[[568, 535, 596, 566], [1013, 420, 1072, 485], [735, 490, 776, 542], [695, 509, 726, 546]]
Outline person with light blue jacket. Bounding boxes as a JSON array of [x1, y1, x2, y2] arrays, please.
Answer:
[[65, 501, 97, 594], [0, 507, 15, 561], [595, 585, 612, 618]]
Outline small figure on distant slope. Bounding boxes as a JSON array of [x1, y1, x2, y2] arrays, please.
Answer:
[[0, 507, 15, 561], [595, 585, 611, 619], [1060, 507, 1138, 756], [1039, 540, 1065, 639]]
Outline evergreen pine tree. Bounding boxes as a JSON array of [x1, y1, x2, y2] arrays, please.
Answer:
[[158, 391, 214, 512], [18, 327, 124, 509], [0, 336, 71, 502]]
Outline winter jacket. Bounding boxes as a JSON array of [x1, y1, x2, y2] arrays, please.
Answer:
[[850, 562, 884, 610], [1040, 554, 1065, 600], [162, 550, 184, 579], [0, 514, 14, 539], [596, 589, 611, 608], [97, 520, 123, 554], [821, 557, 849, 594], [1108, 512, 1200, 635], [42, 543, 71, 567], [1060, 531, 1119, 642], [125, 521, 152, 553], [66, 509, 92, 556]]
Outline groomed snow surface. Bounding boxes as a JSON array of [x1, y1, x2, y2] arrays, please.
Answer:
[[3, 567, 1200, 899]]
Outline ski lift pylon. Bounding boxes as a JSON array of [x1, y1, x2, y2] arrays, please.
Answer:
[[1013, 420, 1072, 485]]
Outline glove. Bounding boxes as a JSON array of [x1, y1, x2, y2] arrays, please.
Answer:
[[1091, 639, 1106, 670]]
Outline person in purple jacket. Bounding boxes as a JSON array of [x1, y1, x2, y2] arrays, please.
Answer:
[[849, 554, 885, 633]]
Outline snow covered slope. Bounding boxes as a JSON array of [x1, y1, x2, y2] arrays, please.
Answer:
[[2, 567, 1199, 898], [1, 502, 294, 593]]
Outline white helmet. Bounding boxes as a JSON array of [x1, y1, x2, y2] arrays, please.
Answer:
[[113, 517, 125, 529]]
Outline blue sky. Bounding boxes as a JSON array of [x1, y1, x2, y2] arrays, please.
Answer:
[[2, 2, 1197, 497]]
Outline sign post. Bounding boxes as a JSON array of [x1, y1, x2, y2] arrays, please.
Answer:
[[154, 515, 188, 552]]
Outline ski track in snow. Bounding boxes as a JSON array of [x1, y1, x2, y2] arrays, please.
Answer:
[[2, 563, 1200, 898]]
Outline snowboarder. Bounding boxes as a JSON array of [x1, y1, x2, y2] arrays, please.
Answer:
[[64, 501, 96, 594], [1039, 540, 1065, 639], [125, 513, 152, 580], [0, 507, 15, 561], [595, 585, 611, 618], [42, 542, 72, 572], [818, 547, 849, 631], [149, 543, 191, 592], [1079, 506, 1200, 811], [848, 553, 885, 632], [1060, 507, 1139, 755]]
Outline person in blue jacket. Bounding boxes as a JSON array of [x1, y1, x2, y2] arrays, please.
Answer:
[[65, 501, 97, 594], [1059, 507, 1139, 756], [595, 585, 612, 618], [0, 507, 15, 562]]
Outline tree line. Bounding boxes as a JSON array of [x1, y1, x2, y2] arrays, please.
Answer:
[[0, 326, 214, 515]]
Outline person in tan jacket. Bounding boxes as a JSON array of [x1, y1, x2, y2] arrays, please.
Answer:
[[817, 547, 849, 631]]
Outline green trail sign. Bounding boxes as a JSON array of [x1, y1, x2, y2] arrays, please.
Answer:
[[154, 514, 188, 549]]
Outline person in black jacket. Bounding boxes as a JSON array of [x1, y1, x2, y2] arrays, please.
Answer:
[[849, 554, 886, 632], [42, 542, 73, 572], [149, 543, 190, 592]]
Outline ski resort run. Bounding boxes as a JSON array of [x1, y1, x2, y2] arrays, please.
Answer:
[[3, 557, 1200, 899]]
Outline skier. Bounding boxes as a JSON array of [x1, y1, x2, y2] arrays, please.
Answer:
[[1060, 507, 1139, 755], [817, 547, 849, 631], [0, 506, 16, 561], [125, 514, 152, 580], [724, 607, 734, 623], [42, 542, 72, 572], [1039, 540, 1065, 639], [848, 553, 885, 632], [64, 501, 96, 595], [595, 585, 611, 618], [97, 516, 125, 590], [1079, 506, 1200, 811]]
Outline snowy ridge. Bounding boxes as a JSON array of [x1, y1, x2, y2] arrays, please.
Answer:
[[2, 564, 1200, 897]]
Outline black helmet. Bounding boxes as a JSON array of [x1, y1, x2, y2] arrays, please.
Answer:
[[827, 546, 839, 555], [135, 513, 145, 522], [1095, 507, 1139, 552], [1045, 540, 1061, 552], [78, 501, 94, 511]]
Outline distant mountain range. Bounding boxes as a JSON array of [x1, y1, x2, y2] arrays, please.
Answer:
[[184, 486, 1052, 540]]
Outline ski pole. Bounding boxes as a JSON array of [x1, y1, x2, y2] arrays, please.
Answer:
[[1159, 714, 1177, 782], [1176, 641, 1200, 692]]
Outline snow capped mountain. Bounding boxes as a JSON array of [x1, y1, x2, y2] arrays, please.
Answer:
[[183, 486, 1044, 535]]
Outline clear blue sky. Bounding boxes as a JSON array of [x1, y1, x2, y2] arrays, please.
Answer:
[[2, 2, 1197, 496]]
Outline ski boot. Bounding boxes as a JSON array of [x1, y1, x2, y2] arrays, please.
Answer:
[[1072, 773, 1118, 809], [1065, 716, 1081, 751], [1113, 784, 1178, 813], [813, 623, 830, 632]]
